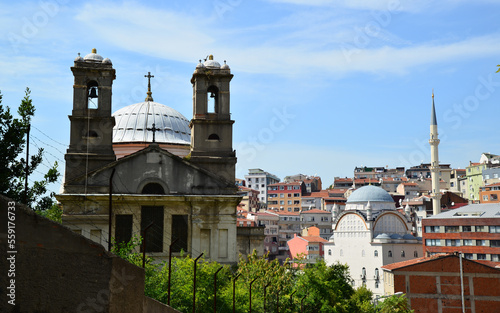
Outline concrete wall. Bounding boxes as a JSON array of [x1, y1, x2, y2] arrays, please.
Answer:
[[0, 196, 179, 313], [236, 226, 265, 258]]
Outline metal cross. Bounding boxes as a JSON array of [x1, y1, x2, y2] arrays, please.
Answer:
[[145, 72, 154, 102], [147, 123, 159, 143]]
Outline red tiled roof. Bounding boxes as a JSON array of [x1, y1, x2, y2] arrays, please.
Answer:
[[269, 182, 302, 186], [485, 182, 500, 187], [382, 254, 449, 271], [301, 209, 329, 214], [401, 182, 418, 186], [272, 211, 299, 216], [301, 236, 328, 243], [302, 191, 329, 198]]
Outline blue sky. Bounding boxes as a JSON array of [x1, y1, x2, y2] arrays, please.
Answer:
[[2, 0, 500, 192]]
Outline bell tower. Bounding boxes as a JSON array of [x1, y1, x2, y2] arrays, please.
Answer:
[[189, 55, 236, 183], [64, 49, 116, 183]]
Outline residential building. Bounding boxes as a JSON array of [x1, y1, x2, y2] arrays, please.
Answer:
[[479, 182, 500, 203], [274, 210, 301, 263], [379, 177, 406, 193], [284, 174, 322, 193], [449, 168, 466, 194], [422, 204, 500, 261], [237, 185, 260, 212], [245, 168, 280, 206], [301, 190, 329, 211], [466, 162, 488, 203], [333, 177, 380, 189], [382, 254, 500, 313], [287, 234, 328, 264], [253, 212, 280, 260], [405, 163, 452, 189], [267, 181, 305, 212], [300, 209, 333, 241], [482, 167, 500, 185], [354, 166, 405, 179], [324, 185, 423, 297], [396, 182, 420, 200]]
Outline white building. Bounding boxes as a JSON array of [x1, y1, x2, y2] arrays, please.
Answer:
[[245, 168, 280, 206], [324, 185, 423, 297]]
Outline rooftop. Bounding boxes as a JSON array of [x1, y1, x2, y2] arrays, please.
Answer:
[[428, 203, 500, 219]]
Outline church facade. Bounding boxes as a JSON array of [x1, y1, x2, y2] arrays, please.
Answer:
[[56, 50, 241, 263]]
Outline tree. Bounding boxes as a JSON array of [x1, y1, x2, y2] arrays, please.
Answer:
[[0, 88, 59, 210], [375, 294, 414, 313]]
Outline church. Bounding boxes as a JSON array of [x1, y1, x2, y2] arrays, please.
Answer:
[[56, 49, 241, 263]]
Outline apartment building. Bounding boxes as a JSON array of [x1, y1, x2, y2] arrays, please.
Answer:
[[422, 204, 500, 261], [245, 168, 280, 206], [354, 166, 406, 179], [267, 181, 305, 212]]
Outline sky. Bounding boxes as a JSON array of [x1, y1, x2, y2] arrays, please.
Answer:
[[1, 0, 500, 194]]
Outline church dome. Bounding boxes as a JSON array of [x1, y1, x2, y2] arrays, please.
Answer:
[[112, 101, 191, 145], [84, 48, 104, 62], [347, 185, 394, 203]]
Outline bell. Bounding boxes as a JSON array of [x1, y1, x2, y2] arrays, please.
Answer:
[[209, 91, 216, 98], [88, 87, 98, 98]]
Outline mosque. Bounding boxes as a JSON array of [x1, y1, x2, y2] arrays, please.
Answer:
[[324, 185, 423, 296], [56, 49, 242, 263]]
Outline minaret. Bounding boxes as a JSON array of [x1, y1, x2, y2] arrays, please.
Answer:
[[429, 92, 441, 215]]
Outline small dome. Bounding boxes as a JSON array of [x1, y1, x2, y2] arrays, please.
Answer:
[[113, 101, 191, 144], [84, 48, 104, 62], [374, 233, 391, 239], [347, 185, 394, 203], [75, 53, 84, 62], [390, 234, 403, 239], [196, 60, 205, 69], [204, 55, 220, 68], [102, 58, 112, 64], [221, 60, 230, 70], [403, 234, 416, 240]]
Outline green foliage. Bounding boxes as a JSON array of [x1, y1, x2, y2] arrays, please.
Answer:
[[112, 240, 392, 313], [375, 294, 414, 313], [0, 88, 60, 210], [36, 203, 62, 223]]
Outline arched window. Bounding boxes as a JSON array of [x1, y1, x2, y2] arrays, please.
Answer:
[[375, 268, 379, 278], [328, 249, 332, 256], [207, 85, 219, 113], [374, 250, 379, 257], [208, 133, 220, 140], [141, 183, 165, 195], [87, 80, 98, 109], [401, 250, 406, 258], [414, 250, 418, 257], [375, 281, 379, 288], [388, 250, 392, 257]]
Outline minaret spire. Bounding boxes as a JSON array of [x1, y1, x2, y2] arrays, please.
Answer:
[[429, 90, 441, 215]]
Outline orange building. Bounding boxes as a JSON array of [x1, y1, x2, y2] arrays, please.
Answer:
[[287, 234, 328, 264], [479, 182, 500, 203], [267, 181, 305, 212]]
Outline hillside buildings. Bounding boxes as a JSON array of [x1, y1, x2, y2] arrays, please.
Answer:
[[245, 168, 280, 207]]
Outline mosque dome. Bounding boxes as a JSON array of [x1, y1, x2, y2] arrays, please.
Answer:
[[347, 185, 394, 203], [112, 101, 191, 145], [203, 55, 221, 68]]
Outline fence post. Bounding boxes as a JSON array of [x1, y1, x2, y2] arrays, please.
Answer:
[[167, 238, 179, 306], [249, 277, 258, 313], [233, 273, 241, 313], [264, 282, 271, 313], [214, 267, 223, 313], [192, 253, 204, 313], [301, 294, 307, 313], [142, 221, 154, 268]]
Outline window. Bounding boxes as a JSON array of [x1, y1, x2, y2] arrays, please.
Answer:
[[492, 254, 500, 262], [492, 194, 498, 201], [490, 226, 500, 233], [463, 239, 473, 246], [115, 214, 133, 245], [280, 194, 284, 198], [464, 253, 473, 260], [374, 250, 378, 257], [476, 240, 486, 246], [426, 239, 441, 246], [280, 186, 284, 190], [294, 193, 300, 197], [425, 226, 440, 233], [477, 254, 487, 260], [141, 206, 164, 253], [401, 250, 406, 258], [171, 215, 188, 253], [328, 249, 332, 256], [445, 226, 460, 233], [287, 186, 292, 190], [280, 200, 284, 205], [375, 282, 379, 288], [142, 183, 165, 194], [476, 225, 486, 232], [483, 195, 489, 201], [445, 239, 460, 246], [388, 250, 392, 257], [491, 240, 500, 247], [462, 226, 472, 232], [414, 251, 418, 258]]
